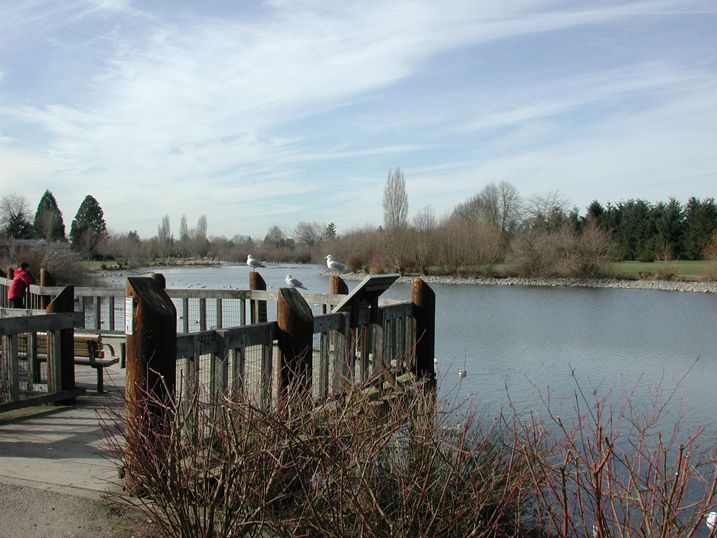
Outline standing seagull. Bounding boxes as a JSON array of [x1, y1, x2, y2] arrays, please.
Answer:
[[325, 255, 349, 272], [285, 274, 307, 290], [247, 254, 266, 271]]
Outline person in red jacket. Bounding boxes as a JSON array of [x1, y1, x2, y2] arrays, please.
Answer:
[[8, 261, 34, 308]]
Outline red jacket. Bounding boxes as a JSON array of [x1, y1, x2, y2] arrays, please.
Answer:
[[8, 267, 33, 300]]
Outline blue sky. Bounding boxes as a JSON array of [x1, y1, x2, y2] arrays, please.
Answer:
[[1, 0, 715, 240]]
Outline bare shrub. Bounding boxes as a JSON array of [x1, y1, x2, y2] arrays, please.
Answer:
[[1, 244, 95, 286], [433, 219, 504, 275], [105, 377, 537, 538], [105, 365, 717, 538], [324, 225, 383, 273], [512, 223, 614, 278], [505, 372, 717, 538], [655, 261, 680, 281]]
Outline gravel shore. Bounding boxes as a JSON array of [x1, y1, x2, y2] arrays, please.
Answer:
[[328, 271, 717, 294]]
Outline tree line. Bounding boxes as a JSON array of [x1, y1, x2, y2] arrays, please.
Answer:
[[2, 174, 716, 280]]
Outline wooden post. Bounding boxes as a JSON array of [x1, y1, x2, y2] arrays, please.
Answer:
[[40, 268, 55, 309], [124, 276, 177, 495], [151, 273, 166, 289], [277, 287, 313, 396], [250, 272, 267, 323], [46, 285, 76, 397], [330, 275, 348, 295], [125, 276, 177, 403], [412, 278, 436, 382]]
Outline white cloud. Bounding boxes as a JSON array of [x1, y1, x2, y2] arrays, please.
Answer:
[[1, 0, 716, 237]]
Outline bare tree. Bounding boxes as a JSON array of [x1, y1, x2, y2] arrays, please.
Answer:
[[382, 168, 408, 230], [522, 190, 570, 232], [1, 194, 33, 239], [407, 205, 437, 274], [196, 214, 207, 239], [294, 221, 326, 246], [157, 214, 172, 257], [179, 214, 189, 241], [381, 168, 410, 272], [453, 181, 521, 236], [97, 230, 143, 268]]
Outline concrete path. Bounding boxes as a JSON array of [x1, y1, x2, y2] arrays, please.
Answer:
[[0, 363, 156, 537]]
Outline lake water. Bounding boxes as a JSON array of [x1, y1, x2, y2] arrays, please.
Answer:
[[102, 264, 717, 431]]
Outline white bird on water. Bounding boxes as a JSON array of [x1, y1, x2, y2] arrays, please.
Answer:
[[706, 512, 717, 532], [247, 254, 266, 271], [285, 274, 307, 290], [325, 254, 349, 272]]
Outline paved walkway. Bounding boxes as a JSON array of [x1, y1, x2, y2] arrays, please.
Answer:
[[0, 362, 127, 499], [0, 363, 155, 537]]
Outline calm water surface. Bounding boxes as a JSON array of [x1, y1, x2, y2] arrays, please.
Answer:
[[104, 264, 717, 430]]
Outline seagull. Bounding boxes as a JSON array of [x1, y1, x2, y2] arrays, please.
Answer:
[[325, 254, 349, 272], [285, 274, 307, 290], [706, 512, 717, 532], [247, 254, 266, 271]]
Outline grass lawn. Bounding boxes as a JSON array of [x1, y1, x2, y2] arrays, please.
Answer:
[[611, 260, 712, 278]]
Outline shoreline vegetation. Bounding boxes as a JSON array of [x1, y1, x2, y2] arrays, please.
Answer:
[[93, 262, 717, 294]]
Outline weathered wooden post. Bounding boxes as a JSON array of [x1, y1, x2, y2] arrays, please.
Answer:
[[125, 276, 177, 403], [250, 272, 267, 323], [277, 287, 313, 397], [0, 268, 6, 307], [40, 268, 55, 309], [330, 275, 348, 295], [412, 278, 436, 383], [46, 285, 76, 397], [124, 276, 177, 494], [150, 272, 166, 289]]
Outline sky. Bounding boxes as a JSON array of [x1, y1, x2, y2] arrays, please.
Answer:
[[1, 0, 716, 240]]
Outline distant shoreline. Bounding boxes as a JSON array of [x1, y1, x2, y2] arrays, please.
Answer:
[[327, 271, 717, 294], [95, 264, 717, 294]]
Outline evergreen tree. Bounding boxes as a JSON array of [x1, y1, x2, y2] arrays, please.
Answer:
[[325, 222, 337, 239], [682, 197, 717, 260], [650, 198, 684, 260], [70, 195, 107, 256], [34, 190, 66, 241]]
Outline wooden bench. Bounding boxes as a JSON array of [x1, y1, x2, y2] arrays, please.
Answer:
[[17, 333, 120, 393]]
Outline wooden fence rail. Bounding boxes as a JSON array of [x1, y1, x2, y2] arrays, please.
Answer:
[[124, 274, 433, 412], [0, 310, 86, 412], [1, 276, 347, 334], [2, 272, 435, 418]]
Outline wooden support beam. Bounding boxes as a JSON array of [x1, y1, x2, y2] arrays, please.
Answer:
[[277, 287, 313, 396], [250, 272, 267, 324], [39, 268, 54, 309], [125, 276, 177, 403], [412, 278, 436, 383], [46, 285, 76, 397]]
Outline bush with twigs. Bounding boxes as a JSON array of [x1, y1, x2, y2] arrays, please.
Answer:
[[104, 367, 717, 538]]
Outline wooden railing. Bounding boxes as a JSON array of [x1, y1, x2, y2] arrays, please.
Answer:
[[0, 310, 86, 412], [122, 274, 433, 412], [2, 273, 435, 415], [1, 276, 347, 334]]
